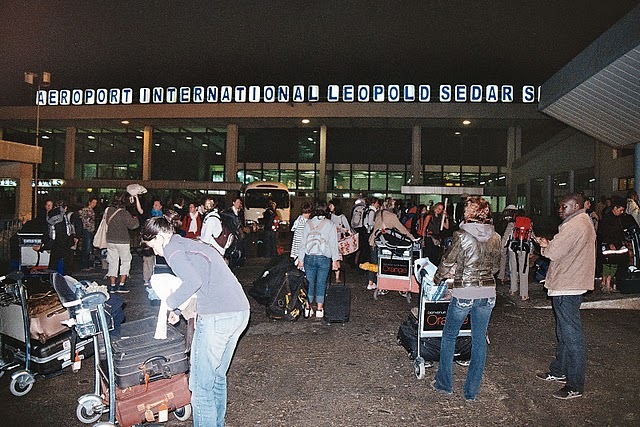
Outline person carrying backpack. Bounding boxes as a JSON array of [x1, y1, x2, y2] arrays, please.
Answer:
[[35, 199, 77, 274], [350, 196, 368, 266], [297, 202, 340, 319], [507, 210, 534, 301], [201, 197, 233, 259]]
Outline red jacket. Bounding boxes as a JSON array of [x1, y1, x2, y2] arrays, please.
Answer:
[[181, 213, 202, 239]]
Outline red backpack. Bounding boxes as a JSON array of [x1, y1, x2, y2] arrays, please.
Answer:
[[512, 216, 532, 242]]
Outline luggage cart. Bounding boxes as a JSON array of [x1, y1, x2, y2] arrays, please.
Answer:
[[373, 238, 421, 303], [16, 231, 51, 276], [412, 258, 471, 380], [52, 273, 117, 426], [0, 271, 37, 396]]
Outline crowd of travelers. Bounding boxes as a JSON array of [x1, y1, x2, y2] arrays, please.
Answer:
[[20, 187, 636, 420]]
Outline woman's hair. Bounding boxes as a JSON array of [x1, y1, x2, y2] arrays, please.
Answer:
[[382, 197, 395, 211], [429, 202, 444, 216], [202, 197, 217, 213], [312, 201, 328, 218], [164, 209, 182, 229], [464, 196, 492, 223], [113, 192, 129, 208], [328, 199, 343, 216], [300, 201, 312, 214], [141, 216, 173, 241]]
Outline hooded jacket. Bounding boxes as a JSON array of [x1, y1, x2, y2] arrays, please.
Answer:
[[434, 222, 501, 299]]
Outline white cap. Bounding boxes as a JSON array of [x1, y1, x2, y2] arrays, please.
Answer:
[[505, 204, 517, 210]]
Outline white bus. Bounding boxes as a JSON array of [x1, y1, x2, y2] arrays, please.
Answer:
[[243, 181, 291, 231]]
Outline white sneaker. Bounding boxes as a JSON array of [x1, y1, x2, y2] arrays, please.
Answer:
[[367, 283, 377, 290], [315, 309, 324, 318]]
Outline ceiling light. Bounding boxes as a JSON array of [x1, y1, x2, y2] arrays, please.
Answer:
[[88, 135, 95, 139], [301, 119, 310, 124], [88, 149, 95, 153], [462, 120, 471, 125], [41, 135, 50, 139], [154, 143, 160, 147], [215, 151, 222, 156], [308, 137, 314, 141], [313, 130, 318, 133], [454, 131, 461, 135], [136, 135, 142, 139], [186, 136, 192, 140], [171, 149, 176, 153], [201, 143, 208, 147], [129, 149, 135, 153], [121, 120, 130, 125]]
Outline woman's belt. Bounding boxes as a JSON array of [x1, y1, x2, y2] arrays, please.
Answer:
[[452, 278, 496, 288]]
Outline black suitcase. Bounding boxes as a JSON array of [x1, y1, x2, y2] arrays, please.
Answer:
[[112, 317, 189, 388], [323, 283, 351, 323], [618, 271, 640, 294], [397, 315, 471, 362], [1, 330, 94, 376]]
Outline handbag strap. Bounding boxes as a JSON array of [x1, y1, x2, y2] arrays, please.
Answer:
[[105, 207, 122, 225]]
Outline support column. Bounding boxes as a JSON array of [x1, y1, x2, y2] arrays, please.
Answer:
[[17, 163, 33, 222], [635, 143, 640, 196], [546, 175, 553, 216], [411, 125, 422, 185], [225, 124, 239, 183], [143, 126, 152, 181], [319, 125, 327, 198], [506, 126, 521, 204], [64, 127, 76, 180], [568, 170, 575, 193]]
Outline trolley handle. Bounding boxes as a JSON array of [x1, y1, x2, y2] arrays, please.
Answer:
[[139, 355, 172, 384]]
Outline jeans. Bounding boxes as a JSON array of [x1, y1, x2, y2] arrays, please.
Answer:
[[435, 296, 496, 400], [190, 309, 250, 427], [549, 295, 586, 392], [264, 230, 277, 257], [80, 228, 94, 269], [304, 255, 331, 305]]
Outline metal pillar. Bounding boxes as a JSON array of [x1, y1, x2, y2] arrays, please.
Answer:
[[319, 125, 327, 198], [225, 124, 239, 183], [142, 126, 152, 181], [411, 125, 422, 185], [64, 127, 76, 180]]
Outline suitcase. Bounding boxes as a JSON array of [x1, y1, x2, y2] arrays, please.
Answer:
[[1, 330, 94, 376], [108, 373, 191, 427], [396, 315, 471, 362], [112, 317, 189, 388], [27, 292, 70, 343], [323, 283, 351, 323], [618, 271, 640, 294]]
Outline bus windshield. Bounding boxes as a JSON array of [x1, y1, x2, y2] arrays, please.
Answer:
[[245, 189, 290, 209]]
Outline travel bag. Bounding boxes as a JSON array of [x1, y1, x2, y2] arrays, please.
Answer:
[[110, 373, 191, 427], [396, 315, 471, 362], [618, 270, 640, 294], [27, 291, 70, 343], [323, 282, 351, 323], [1, 330, 94, 376], [112, 316, 189, 388]]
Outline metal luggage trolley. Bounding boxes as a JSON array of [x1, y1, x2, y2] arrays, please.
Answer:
[[51, 273, 117, 426], [0, 271, 37, 396], [412, 258, 471, 380], [374, 237, 421, 303]]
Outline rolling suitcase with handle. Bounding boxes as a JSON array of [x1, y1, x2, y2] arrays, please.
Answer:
[[323, 282, 351, 323]]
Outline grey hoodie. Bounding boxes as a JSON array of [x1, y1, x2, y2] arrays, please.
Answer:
[[434, 222, 501, 300]]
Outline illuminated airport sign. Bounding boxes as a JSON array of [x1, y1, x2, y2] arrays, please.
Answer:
[[35, 84, 540, 106]]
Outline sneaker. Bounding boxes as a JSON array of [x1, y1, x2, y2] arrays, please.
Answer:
[[143, 280, 151, 287], [367, 282, 377, 290], [536, 372, 567, 383], [315, 309, 324, 318], [455, 360, 471, 367], [304, 306, 313, 318], [552, 386, 583, 400], [108, 285, 117, 294], [430, 379, 452, 395], [116, 284, 130, 294]]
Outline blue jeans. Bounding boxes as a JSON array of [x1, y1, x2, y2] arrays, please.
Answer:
[[304, 255, 331, 305], [190, 309, 250, 427], [81, 228, 94, 269], [435, 296, 496, 400], [549, 295, 586, 392]]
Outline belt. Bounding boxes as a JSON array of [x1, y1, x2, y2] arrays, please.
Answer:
[[453, 278, 496, 288]]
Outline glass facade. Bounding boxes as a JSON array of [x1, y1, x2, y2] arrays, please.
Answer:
[[76, 128, 142, 180]]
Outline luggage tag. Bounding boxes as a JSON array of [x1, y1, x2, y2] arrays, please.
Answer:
[[72, 351, 81, 372], [144, 408, 155, 423], [158, 401, 168, 422]]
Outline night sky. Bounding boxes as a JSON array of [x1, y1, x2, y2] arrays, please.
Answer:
[[1, 1, 638, 105]]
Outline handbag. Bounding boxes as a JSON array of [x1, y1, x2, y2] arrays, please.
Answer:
[[338, 231, 359, 256], [93, 208, 121, 249]]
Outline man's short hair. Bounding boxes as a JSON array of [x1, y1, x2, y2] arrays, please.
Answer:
[[141, 217, 173, 242], [611, 196, 626, 209], [562, 193, 585, 209]]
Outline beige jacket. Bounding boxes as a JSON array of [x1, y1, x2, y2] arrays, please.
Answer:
[[368, 209, 412, 247], [541, 210, 596, 291]]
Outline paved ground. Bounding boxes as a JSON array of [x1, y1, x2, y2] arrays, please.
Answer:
[[1, 248, 640, 427]]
